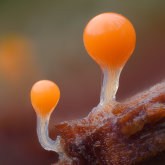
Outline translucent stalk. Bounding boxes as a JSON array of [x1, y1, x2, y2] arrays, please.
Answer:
[[100, 67, 122, 104], [37, 115, 63, 153]]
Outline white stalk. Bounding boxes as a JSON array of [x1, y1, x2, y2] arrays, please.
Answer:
[[100, 67, 122, 104], [37, 115, 63, 153]]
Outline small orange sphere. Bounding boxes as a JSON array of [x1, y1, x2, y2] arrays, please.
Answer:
[[31, 80, 60, 117], [83, 13, 136, 69]]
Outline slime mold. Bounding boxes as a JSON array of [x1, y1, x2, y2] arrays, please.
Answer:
[[30, 13, 165, 165]]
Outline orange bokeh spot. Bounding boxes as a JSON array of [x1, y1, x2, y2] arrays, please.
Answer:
[[0, 36, 33, 82], [31, 80, 60, 117], [83, 13, 136, 69]]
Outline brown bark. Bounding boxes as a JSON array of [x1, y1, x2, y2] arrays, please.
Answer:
[[55, 81, 165, 165]]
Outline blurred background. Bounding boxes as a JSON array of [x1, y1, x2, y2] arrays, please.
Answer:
[[0, 0, 164, 164]]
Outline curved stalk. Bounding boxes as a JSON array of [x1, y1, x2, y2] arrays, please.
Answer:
[[37, 115, 63, 153]]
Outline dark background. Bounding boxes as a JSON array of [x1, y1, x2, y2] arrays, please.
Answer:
[[0, 0, 164, 164]]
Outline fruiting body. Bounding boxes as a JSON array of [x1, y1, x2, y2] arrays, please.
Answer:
[[31, 80, 60, 117], [83, 13, 136, 69], [31, 80, 61, 153], [83, 13, 136, 103]]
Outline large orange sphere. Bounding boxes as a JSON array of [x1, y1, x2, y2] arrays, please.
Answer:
[[83, 13, 136, 69], [31, 80, 60, 117]]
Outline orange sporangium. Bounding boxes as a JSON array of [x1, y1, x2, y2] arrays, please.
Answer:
[[83, 12, 136, 69]]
